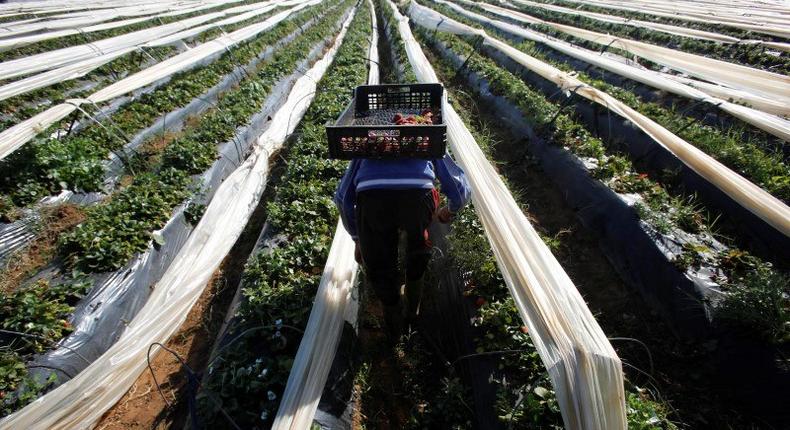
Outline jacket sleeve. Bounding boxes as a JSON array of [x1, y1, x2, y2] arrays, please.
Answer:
[[434, 153, 472, 213], [334, 159, 361, 240]]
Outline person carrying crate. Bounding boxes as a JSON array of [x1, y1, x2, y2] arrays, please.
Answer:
[[334, 155, 471, 340]]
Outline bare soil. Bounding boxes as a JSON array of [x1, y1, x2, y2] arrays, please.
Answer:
[[0, 204, 85, 294]]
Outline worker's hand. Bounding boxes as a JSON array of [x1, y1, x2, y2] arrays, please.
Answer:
[[437, 206, 456, 223], [354, 240, 362, 264]]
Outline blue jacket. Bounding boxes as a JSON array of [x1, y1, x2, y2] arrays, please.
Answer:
[[334, 155, 472, 239]]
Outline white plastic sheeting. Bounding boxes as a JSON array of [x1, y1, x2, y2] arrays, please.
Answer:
[[454, 0, 790, 119], [471, 1, 790, 102], [0, 0, 314, 161], [560, 0, 790, 39], [593, 0, 790, 26], [0, 2, 204, 38], [410, 1, 790, 236], [434, 0, 790, 138], [0, 0, 288, 102], [0, 3, 348, 427], [0, 0, 263, 52], [393, 1, 627, 428], [271, 1, 373, 426], [0, 1, 280, 81], [510, 0, 790, 52]]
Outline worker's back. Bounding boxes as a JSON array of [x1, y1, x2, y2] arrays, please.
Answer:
[[354, 158, 438, 192]]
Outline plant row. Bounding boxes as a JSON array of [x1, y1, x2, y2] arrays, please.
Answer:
[[196, 2, 371, 428], [0, 1, 350, 418], [413, 22, 680, 428], [418, 4, 789, 345], [497, 0, 790, 74], [0, 6, 304, 214], [525, 0, 784, 43], [0, 0, 269, 63], [376, 0, 418, 83], [0, 1, 288, 138], [60, 1, 351, 273]]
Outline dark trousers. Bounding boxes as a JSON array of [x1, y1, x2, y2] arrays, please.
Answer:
[[356, 188, 438, 306]]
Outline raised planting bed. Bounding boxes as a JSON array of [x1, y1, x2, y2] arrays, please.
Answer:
[[415, 24, 789, 419], [0, 1, 354, 417], [195, 4, 372, 427]]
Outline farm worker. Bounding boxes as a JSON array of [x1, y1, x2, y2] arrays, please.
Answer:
[[334, 155, 471, 340]]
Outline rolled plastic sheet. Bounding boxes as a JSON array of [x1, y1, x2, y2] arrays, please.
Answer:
[[0, 0, 314, 161], [0, 0, 290, 102], [392, 1, 628, 428], [0, 3, 348, 427], [0, 0, 268, 81], [559, 0, 790, 39], [0, 1, 209, 34], [0, 0, 265, 52], [435, 0, 790, 138], [0, 2, 203, 37], [472, 1, 790, 102], [0, 1, 203, 16], [510, 0, 790, 52], [272, 2, 373, 425], [411, 0, 790, 238]]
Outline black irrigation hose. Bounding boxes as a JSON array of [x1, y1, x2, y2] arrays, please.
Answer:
[[146, 342, 243, 430]]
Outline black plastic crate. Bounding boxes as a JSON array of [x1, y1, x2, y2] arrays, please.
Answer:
[[326, 83, 447, 160]]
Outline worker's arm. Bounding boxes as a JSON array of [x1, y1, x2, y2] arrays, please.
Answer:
[[434, 153, 471, 214], [334, 159, 361, 240]]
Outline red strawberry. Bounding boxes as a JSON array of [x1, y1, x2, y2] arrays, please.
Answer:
[[475, 297, 487, 308]]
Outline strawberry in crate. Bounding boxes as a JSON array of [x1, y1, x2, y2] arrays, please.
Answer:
[[393, 109, 434, 125]]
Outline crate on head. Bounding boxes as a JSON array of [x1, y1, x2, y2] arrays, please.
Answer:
[[326, 83, 447, 160]]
